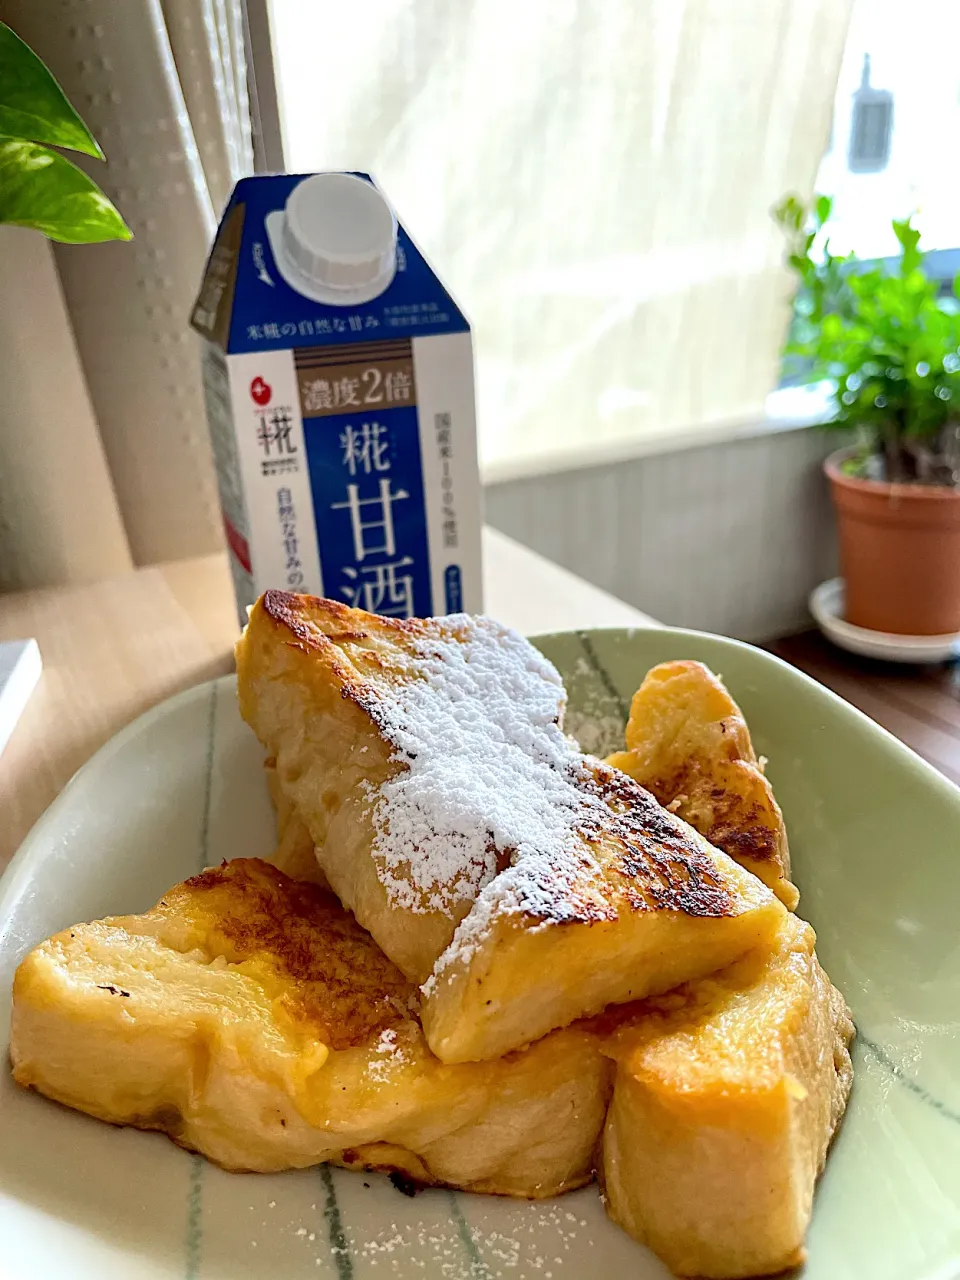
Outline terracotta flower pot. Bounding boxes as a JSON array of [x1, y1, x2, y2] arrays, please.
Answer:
[[825, 447, 960, 636]]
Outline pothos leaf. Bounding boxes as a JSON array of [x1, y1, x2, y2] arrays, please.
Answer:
[[0, 21, 101, 156], [0, 137, 130, 242]]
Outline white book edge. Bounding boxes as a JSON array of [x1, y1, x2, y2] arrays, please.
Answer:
[[0, 639, 42, 758]]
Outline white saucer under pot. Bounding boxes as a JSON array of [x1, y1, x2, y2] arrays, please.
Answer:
[[809, 578, 960, 663]]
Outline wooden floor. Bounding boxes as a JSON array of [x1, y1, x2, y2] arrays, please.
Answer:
[[770, 631, 960, 786]]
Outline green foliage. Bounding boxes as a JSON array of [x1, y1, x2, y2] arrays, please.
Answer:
[[774, 193, 960, 482], [0, 22, 129, 243]]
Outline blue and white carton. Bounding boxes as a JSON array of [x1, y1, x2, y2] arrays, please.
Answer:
[[191, 172, 482, 625]]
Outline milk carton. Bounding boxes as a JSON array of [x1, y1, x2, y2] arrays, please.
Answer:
[[191, 172, 482, 625]]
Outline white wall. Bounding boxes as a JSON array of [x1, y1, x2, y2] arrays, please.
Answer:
[[0, 227, 132, 589], [484, 426, 841, 641]]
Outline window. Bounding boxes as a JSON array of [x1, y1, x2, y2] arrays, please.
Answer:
[[265, 0, 851, 476], [777, 0, 960, 395], [846, 56, 893, 176], [816, 0, 960, 262]]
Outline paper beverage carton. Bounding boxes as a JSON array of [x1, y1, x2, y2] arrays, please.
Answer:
[[191, 171, 482, 625]]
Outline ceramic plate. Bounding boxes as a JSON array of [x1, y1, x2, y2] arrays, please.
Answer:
[[1, 627, 959, 1279], [810, 578, 960, 663]]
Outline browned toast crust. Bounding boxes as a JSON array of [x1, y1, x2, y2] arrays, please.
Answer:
[[172, 859, 413, 1049], [259, 588, 473, 729], [582, 763, 736, 919], [608, 660, 798, 909]]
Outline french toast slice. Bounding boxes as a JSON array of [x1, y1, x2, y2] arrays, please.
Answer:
[[10, 859, 611, 1197], [599, 915, 854, 1278], [236, 593, 547, 985], [421, 760, 786, 1063], [237, 593, 787, 1064], [607, 660, 798, 909]]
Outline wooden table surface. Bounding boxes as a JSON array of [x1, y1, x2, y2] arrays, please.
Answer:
[[771, 630, 960, 786], [0, 528, 654, 873]]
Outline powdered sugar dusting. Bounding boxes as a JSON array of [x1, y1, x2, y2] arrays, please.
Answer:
[[368, 616, 603, 925], [365, 1026, 408, 1082], [345, 1193, 600, 1276], [563, 655, 629, 757]]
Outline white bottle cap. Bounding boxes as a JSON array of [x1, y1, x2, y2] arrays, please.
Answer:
[[274, 173, 398, 305]]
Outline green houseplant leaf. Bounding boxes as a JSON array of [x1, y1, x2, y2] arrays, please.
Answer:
[[0, 21, 101, 157], [775, 194, 960, 484], [0, 137, 130, 243], [0, 21, 129, 243]]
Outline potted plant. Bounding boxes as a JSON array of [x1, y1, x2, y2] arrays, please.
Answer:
[[0, 20, 129, 242], [775, 194, 960, 636]]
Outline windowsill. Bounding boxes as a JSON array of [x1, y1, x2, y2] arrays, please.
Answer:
[[480, 382, 835, 487]]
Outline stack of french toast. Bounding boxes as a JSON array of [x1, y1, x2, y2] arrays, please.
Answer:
[[9, 591, 854, 1279]]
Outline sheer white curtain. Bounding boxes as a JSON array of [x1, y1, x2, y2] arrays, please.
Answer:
[[0, 0, 253, 587], [0, 1, 851, 587], [271, 0, 853, 478]]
